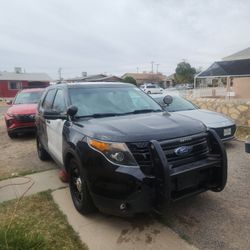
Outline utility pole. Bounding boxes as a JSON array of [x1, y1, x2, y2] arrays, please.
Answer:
[[58, 67, 62, 81], [136, 67, 139, 73], [156, 64, 160, 73], [151, 61, 154, 73]]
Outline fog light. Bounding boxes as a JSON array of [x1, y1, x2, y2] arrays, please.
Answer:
[[110, 152, 124, 162]]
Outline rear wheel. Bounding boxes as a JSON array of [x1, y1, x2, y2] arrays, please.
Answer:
[[147, 91, 151, 94], [69, 159, 96, 214], [37, 137, 50, 161], [8, 131, 17, 139]]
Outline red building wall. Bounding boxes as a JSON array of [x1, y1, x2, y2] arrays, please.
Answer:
[[0, 81, 49, 98]]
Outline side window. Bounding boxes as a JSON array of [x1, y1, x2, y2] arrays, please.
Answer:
[[52, 89, 66, 113], [42, 89, 57, 110]]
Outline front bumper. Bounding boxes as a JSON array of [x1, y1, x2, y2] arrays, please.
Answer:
[[5, 115, 36, 133], [87, 130, 227, 216]]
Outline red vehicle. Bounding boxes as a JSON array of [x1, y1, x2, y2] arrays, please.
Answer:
[[4, 88, 44, 138]]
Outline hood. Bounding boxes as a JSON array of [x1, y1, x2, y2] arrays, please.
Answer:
[[6, 104, 38, 115], [76, 112, 206, 142], [176, 109, 235, 128]]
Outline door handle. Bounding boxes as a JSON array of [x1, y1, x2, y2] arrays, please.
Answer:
[[46, 120, 50, 124]]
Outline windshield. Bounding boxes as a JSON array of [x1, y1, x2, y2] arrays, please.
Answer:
[[69, 86, 162, 118], [154, 95, 197, 112], [14, 91, 43, 104]]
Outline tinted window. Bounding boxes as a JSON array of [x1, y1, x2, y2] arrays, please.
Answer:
[[52, 89, 66, 113], [42, 89, 57, 110], [69, 86, 161, 117], [147, 86, 156, 88], [14, 91, 43, 104]]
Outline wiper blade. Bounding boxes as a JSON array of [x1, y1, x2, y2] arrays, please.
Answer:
[[123, 109, 162, 115], [76, 113, 122, 118]]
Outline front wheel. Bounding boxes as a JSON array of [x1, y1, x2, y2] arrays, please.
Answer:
[[8, 131, 17, 139], [147, 91, 151, 94], [69, 159, 96, 215]]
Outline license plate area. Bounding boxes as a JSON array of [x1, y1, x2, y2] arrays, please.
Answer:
[[175, 172, 198, 191], [224, 128, 231, 136]]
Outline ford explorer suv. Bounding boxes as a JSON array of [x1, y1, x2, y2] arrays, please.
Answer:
[[36, 82, 227, 217], [4, 88, 44, 138]]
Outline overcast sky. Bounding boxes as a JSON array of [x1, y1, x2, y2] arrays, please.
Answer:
[[0, 0, 250, 79]]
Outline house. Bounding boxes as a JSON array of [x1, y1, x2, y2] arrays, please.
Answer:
[[121, 72, 168, 87], [195, 48, 250, 99], [0, 68, 51, 98], [66, 73, 122, 83]]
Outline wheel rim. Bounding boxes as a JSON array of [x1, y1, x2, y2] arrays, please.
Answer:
[[70, 165, 83, 203]]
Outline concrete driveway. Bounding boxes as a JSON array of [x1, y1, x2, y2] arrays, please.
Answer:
[[53, 188, 197, 250]]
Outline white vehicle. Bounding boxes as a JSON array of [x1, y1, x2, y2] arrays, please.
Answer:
[[151, 94, 236, 142], [140, 84, 163, 94]]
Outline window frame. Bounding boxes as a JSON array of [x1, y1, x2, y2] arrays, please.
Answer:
[[8, 81, 22, 90], [51, 89, 67, 113]]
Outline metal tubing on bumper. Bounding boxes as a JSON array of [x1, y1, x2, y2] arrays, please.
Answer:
[[149, 130, 228, 205]]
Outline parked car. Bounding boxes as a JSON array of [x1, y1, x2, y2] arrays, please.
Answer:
[[151, 94, 236, 141], [4, 88, 44, 138], [36, 82, 227, 217], [140, 83, 163, 94]]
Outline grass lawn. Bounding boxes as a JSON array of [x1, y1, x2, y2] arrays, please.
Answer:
[[0, 191, 88, 250]]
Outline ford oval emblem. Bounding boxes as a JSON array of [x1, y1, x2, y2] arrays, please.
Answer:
[[174, 146, 193, 156]]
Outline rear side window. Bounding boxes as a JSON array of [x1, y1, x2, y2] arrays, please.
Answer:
[[42, 89, 56, 110], [52, 89, 66, 113]]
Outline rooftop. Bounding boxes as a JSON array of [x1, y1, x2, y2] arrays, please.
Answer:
[[198, 58, 250, 77], [0, 71, 52, 82], [223, 47, 250, 61]]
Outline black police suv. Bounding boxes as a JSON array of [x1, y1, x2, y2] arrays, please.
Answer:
[[36, 82, 227, 216]]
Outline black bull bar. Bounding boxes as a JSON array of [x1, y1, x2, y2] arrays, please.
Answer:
[[148, 129, 228, 204]]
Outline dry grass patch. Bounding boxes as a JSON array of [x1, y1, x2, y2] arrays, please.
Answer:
[[0, 191, 88, 250]]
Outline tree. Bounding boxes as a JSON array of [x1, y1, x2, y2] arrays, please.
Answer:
[[123, 76, 137, 85], [175, 61, 196, 83]]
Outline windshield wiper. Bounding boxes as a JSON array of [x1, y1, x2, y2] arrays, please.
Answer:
[[76, 113, 122, 119], [122, 109, 162, 115]]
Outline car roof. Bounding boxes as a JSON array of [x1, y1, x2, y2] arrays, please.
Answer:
[[49, 81, 134, 89]]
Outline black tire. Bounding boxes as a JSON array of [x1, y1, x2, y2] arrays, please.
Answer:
[[8, 131, 18, 139], [37, 137, 50, 161], [69, 159, 96, 214], [147, 91, 151, 94]]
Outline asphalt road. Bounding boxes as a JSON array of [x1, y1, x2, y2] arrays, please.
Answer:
[[162, 140, 250, 250]]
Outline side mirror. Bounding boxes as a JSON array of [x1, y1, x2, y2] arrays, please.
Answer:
[[6, 100, 12, 105], [67, 105, 78, 117], [44, 110, 66, 120], [163, 95, 173, 106]]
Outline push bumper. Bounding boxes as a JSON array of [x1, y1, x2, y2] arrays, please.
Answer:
[[149, 129, 227, 205], [89, 129, 227, 216]]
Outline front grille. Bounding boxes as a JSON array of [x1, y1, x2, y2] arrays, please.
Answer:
[[127, 133, 209, 175], [15, 114, 35, 123], [212, 125, 236, 139]]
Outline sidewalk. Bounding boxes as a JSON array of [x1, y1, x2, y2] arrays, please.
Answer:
[[0, 169, 67, 203], [53, 188, 198, 250]]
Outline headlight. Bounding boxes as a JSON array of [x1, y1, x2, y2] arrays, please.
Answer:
[[87, 138, 138, 167]]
